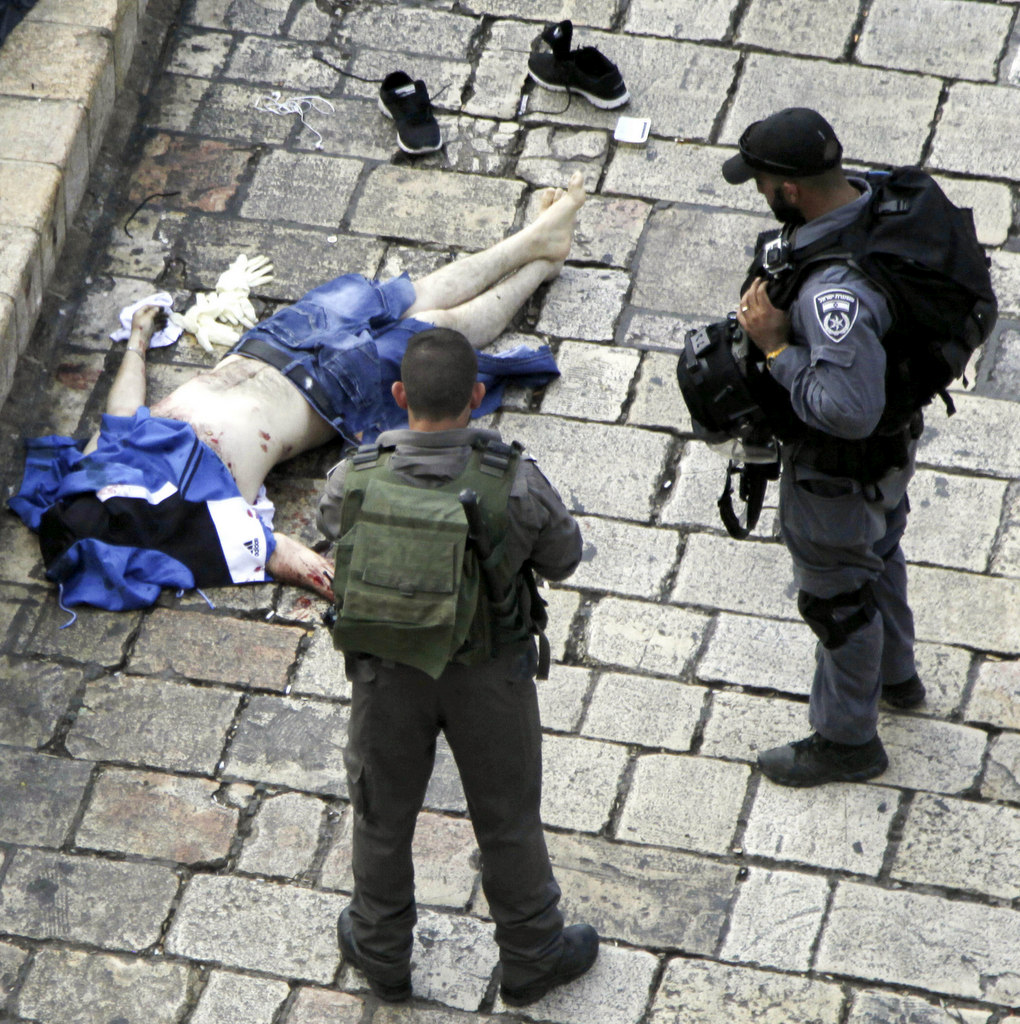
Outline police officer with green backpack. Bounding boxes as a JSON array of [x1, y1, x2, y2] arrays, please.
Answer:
[[317, 326, 597, 1006]]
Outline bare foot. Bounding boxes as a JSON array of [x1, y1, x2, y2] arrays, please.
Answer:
[[267, 532, 335, 601], [525, 170, 586, 263], [533, 186, 565, 215]]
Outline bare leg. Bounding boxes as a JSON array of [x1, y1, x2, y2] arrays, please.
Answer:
[[84, 305, 164, 454], [268, 532, 335, 601], [403, 171, 585, 318], [417, 258, 561, 348]]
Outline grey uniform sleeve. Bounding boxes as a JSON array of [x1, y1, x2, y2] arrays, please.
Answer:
[[768, 264, 892, 440], [316, 458, 349, 542], [504, 457, 582, 582]]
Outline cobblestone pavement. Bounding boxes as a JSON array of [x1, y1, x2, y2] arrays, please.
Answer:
[[2, 1, 1020, 1022]]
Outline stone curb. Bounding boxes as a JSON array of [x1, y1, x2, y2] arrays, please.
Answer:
[[0, 0, 148, 408]]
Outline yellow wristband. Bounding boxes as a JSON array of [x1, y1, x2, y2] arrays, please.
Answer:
[[766, 344, 789, 368]]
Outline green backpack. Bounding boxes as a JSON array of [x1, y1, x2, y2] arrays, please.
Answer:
[[331, 437, 532, 680]]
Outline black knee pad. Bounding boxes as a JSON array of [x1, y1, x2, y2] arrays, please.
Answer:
[[798, 581, 877, 650]]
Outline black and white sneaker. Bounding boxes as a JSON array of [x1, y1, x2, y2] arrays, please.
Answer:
[[378, 70, 442, 155], [527, 20, 630, 110]]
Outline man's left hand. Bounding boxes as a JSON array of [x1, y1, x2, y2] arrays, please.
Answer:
[[737, 278, 790, 356]]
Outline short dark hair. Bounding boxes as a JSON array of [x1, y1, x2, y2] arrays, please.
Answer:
[[400, 328, 478, 420]]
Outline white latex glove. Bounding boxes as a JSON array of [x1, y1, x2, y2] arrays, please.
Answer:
[[171, 254, 274, 352], [215, 254, 274, 293]]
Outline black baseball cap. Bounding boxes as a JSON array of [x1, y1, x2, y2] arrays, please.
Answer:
[[722, 108, 843, 185]]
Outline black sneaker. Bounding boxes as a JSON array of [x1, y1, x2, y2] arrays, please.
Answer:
[[528, 20, 630, 110], [500, 924, 599, 1007], [758, 733, 888, 788], [882, 673, 926, 709], [337, 907, 412, 1002], [378, 70, 442, 155]]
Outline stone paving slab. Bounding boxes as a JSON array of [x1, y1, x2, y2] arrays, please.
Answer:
[[536, 664, 592, 732], [649, 957, 845, 1024], [930, 81, 1020, 179], [856, 0, 1013, 80], [817, 881, 1020, 1003], [547, 831, 736, 951], [722, 53, 942, 167], [909, 563, 1020, 655], [625, 351, 691, 431], [698, 690, 813, 763], [571, 515, 677, 598], [76, 766, 239, 864], [633, 206, 771, 322], [288, 986, 365, 1024], [580, 671, 704, 751], [540, 341, 640, 422], [241, 152, 362, 229], [0, 849, 179, 949], [350, 168, 523, 251], [585, 597, 711, 677], [846, 989, 992, 1024], [166, 874, 344, 983], [223, 695, 349, 796], [965, 658, 1020, 730], [23, 596, 141, 666], [743, 780, 899, 876], [903, 468, 1007, 571], [672, 534, 795, 617], [878, 713, 986, 795], [129, 608, 307, 690], [616, 754, 749, 853], [189, 971, 291, 1024], [15, 948, 191, 1024], [238, 790, 326, 879], [917, 394, 1020, 478], [983, 732, 1020, 803], [720, 867, 829, 972], [0, 746, 93, 847], [65, 674, 239, 773], [541, 734, 629, 832], [735, 0, 858, 60], [0, 656, 85, 748], [623, 0, 738, 41], [891, 791, 1020, 899], [535, 266, 631, 341], [500, 414, 671, 519], [359, 909, 494, 1013]]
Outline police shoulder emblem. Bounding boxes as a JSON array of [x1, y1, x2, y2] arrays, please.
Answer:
[[813, 289, 859, 343]]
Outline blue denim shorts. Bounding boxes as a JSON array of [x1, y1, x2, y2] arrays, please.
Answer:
[[231, 272, 561, 443], [231, 273, 432, 442]]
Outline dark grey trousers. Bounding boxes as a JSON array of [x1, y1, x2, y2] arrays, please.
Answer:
[[343, 640, 564, 986], [780, 447, 917, 745]]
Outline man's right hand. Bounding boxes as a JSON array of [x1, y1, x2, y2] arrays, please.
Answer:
[[737, 278, 790, 357], [129, 304, 168, 349]]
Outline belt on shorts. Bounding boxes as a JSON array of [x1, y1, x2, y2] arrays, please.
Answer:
[[233, 335, 336, 419]]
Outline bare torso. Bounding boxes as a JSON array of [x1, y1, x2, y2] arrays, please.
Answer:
[[149, 355, 337, 503]]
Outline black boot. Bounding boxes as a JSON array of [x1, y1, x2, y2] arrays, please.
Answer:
[[881, 673, 926, 709], [337, 907, 412, 1002], [500, 924, 600, 1007], [758, 732, 888, 787]]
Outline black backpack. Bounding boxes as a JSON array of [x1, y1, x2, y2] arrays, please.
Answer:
[[749, 166, 998, 432]]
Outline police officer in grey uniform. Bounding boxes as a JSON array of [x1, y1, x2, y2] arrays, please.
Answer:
[[722, 108, 925, 787], [317, 327, 598, 1004]]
